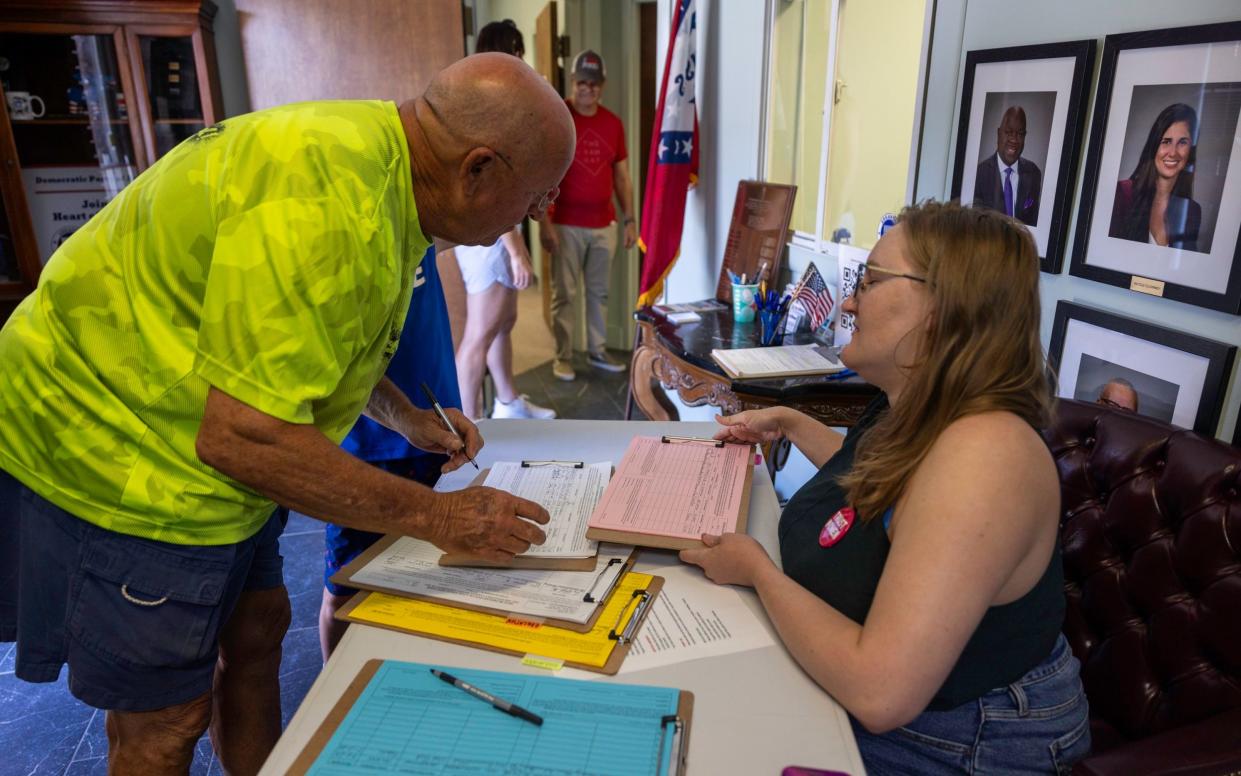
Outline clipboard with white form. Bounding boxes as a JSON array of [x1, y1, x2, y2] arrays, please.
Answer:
[[336, 570, 664, 675], [439, 460, 613, 571], [332, 535, 637, 633], [585, 435, 754, 551], [288, 659, 693, 776]]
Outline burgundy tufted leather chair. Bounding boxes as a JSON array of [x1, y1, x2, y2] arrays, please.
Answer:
[[1044, 399, 1241, 775]]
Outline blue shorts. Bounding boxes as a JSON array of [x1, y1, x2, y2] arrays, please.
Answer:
[[0, 468, 286, 712], [323, 456, 444, 596], [851, 634, 1091, 775]]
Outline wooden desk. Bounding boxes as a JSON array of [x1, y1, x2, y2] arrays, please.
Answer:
[[628, 307, 879, 458], [259, 420, 866, 776]]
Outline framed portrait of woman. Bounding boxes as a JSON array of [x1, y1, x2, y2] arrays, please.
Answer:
[[950, 39, 1096, 273], [1069, 22, 1241, 313], [1048, 302, 1235, 435]]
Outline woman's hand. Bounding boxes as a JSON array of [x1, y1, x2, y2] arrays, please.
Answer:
[[679, 533, 774, 587], [713, 407, 786, 445], [509, 254, 533, 289]]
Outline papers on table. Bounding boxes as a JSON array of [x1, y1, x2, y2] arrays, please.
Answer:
[[299, 660, 686, 776], [710, 344, 845, 379], [347, 537, 632, 624], [621, 564, 775, 673], [587, 436, 751, 544], [484, 461, 610, 558]]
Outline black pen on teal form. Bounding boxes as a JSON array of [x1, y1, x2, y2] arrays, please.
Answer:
[[430, 668, 543, 726], [420, 381, 478, 470]]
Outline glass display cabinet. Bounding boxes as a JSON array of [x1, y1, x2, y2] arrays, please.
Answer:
[[0, 0, 223, 322]]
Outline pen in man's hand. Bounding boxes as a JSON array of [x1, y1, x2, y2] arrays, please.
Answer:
[[420, 381, 479, 470], [431, 668, 543, 725]]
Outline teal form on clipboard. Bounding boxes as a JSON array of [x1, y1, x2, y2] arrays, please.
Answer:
[[290, 659, 694, 775]]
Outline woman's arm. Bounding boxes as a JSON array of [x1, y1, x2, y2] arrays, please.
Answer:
[[684, 412, 1058, 732]]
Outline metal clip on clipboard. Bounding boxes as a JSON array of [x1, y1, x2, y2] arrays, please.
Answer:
[[582, 558, 624, 603], [660, 435, 724, 448], [521, 460, 585, 468], [607, 589, 652, 644], [656, 714, 687, 776]]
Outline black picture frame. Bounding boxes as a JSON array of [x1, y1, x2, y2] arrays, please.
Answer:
[[951, 39, 1096, 273], [1048, 301, 1235, 435], [1069, 21, 1241, 313]]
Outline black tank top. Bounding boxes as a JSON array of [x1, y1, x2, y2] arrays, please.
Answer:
[[778, 396, 1065, 710]]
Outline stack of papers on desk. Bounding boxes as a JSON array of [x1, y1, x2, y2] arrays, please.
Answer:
[[482, 461, 611, 558], [710, 344, 845, 379], [342, 537, 632, 625]]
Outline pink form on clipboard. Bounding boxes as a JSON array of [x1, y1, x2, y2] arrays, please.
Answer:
[[587, 436, 751, 539]]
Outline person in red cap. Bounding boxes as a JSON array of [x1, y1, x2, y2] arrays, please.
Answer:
[[540, 49, 637, 381]]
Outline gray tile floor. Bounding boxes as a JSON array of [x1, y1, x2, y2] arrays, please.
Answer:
[[0, 355, 632, 774]]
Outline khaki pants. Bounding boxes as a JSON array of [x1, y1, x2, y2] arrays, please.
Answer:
[[550, 223, 616, 361]]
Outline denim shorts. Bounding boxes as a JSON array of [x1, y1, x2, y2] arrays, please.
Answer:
[[851, 634, 1091, 775], [323, 456, 439, 596], [0, 468, 285, 712]]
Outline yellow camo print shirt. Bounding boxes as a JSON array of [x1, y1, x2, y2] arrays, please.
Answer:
[[0, 100, 429, 545]]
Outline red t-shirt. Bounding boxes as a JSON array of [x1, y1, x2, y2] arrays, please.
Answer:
[[551, 100, 628, 228]]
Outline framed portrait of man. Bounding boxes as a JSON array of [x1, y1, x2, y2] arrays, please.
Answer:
[[1048, 302, 1235, 435], [951, 39, 1096, 273], [1069, 21, 1241, 313]]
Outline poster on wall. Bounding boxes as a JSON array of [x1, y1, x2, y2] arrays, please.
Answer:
[[1069, 21, 1241, 313], [832, 244, 868, 348], [20, 166, 110, 264], [951, 39, 1096, 273], [1047, 301, 1234, 434]]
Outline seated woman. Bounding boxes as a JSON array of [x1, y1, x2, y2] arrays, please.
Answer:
[[681, 201, 1090, 774]]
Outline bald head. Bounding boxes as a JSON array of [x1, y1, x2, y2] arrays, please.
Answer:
[[404, 53, 575, 245], [1098, 379, 1139, 413], [996, 105, 1028, 167]]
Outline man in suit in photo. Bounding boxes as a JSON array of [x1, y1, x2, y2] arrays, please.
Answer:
[[973, 106, 1042, 227]]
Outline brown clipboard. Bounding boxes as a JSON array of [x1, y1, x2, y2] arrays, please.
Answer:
[[288, 658, 694, 776], [438, 465, 610, 571], [335, 572, 664, 675], [330, 534, 638, 633], [585, 440, 754, 552]]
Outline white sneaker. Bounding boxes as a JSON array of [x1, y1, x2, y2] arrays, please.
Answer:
[[492, 394, 557, 419], [552, 359, 576, 381]]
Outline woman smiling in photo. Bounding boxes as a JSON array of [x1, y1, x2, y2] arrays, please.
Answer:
[[1109, 103, 1202, 251]]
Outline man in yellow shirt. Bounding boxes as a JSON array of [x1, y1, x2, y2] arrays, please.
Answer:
[[0, 53, 573, 773]]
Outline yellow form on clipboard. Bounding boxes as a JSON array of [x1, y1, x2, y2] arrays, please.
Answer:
[[339, 571, 661, 675]]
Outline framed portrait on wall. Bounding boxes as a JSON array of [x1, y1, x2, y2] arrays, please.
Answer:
[[1048, 301, 1235, 435], [951, 39, 1096, 273], [1069, 22, 1241, 313]]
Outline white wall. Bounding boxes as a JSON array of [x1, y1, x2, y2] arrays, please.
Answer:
[[917, 0, 1241, 442]]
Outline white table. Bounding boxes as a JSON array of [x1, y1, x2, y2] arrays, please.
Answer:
[[260, 420, 865, 775]]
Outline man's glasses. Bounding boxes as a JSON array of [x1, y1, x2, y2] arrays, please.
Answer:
[[853, 264, 927, 297]]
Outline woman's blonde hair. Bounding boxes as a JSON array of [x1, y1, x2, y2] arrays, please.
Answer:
[[838, 200, 1051, 520]]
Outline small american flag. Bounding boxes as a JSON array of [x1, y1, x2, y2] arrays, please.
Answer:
[[794, 262, 834, 329]]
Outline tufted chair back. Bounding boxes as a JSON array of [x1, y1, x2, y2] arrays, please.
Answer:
[[1044, 399, 1241, 771]]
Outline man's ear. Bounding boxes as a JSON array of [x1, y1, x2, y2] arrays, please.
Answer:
[[459, 147, 500, 199]]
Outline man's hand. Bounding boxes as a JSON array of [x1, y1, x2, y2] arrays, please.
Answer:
[[400, 407, 483, 472], [623, 219, 638, 249], [422, 487, 551, 561]]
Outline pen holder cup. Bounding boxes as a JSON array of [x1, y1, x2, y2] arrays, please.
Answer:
[[758, 309, 786, 346], [731, 283, 759, 323]]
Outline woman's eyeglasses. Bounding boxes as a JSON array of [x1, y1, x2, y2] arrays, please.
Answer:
[[853, 264, 927, 297]]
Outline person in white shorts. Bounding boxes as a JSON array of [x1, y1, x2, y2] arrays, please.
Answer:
[[453, 20, 556, 421]]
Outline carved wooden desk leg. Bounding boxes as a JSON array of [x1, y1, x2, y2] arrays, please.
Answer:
[[629, 340, 679, 421]]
